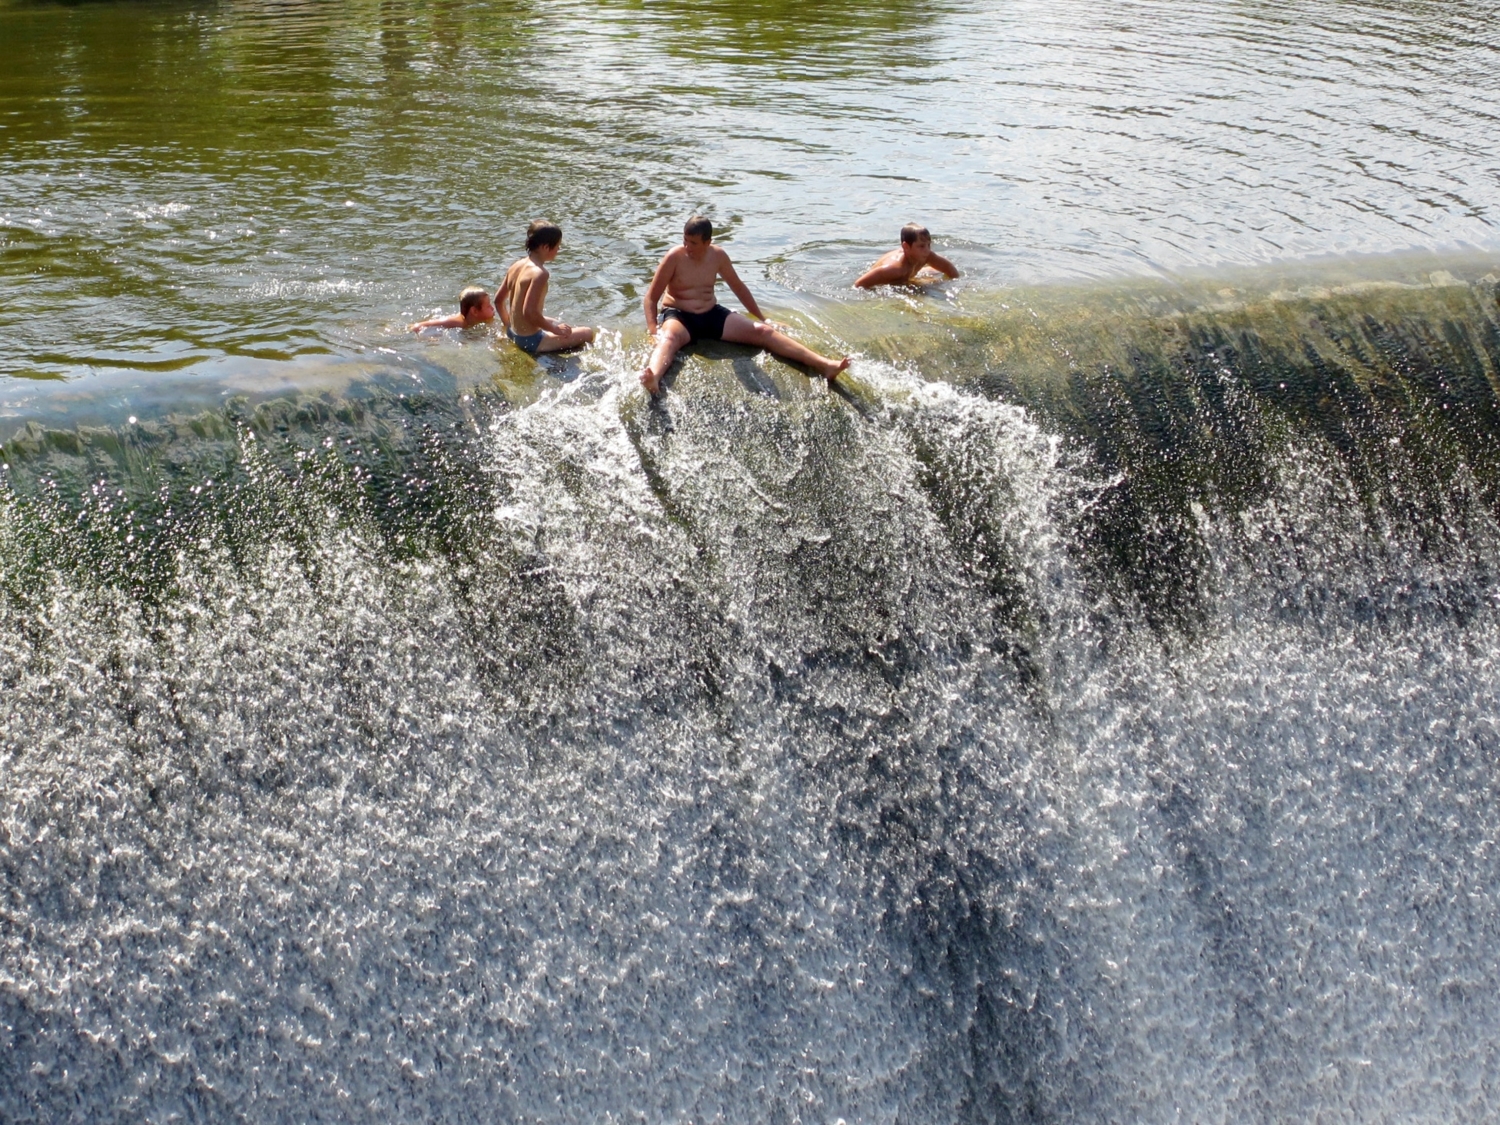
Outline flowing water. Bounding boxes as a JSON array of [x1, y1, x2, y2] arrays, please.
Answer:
[[4, 0, 1500, 1121]]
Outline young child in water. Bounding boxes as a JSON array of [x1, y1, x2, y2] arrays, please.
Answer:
[[854, 224, 961, 288], [409, 286, 496, 331], [497, 220, 597, 355]]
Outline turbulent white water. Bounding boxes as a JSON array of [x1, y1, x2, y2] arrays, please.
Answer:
[[5, 329, 1500, 1120]]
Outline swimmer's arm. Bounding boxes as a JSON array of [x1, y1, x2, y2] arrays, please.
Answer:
[[927, 252, 960, 279], [643, 253, 675, 334], [854, 260, 907, 289], [718, 255, 764, 321], [410, 313, 466, 331]]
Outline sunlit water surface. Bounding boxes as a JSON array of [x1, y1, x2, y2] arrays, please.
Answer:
[[1, 0, 1496, 384]]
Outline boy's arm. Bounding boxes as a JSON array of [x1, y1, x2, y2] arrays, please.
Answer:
[[927, 252, 960, 279], [410, 314, 466, 331], [854, 255, 906, 289], [522, 270, 567, 333], [718, 253, 765, 320], [643, 253, 675, 334], [495, 274, 512, 330]]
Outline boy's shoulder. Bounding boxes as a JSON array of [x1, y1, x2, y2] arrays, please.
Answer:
[[508, 255, 545, 279]]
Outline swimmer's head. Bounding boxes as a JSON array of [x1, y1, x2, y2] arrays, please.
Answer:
[[459, 286, 491, 317], [684, 215, 713, 242], [900, 223, 931, 246], [459, 286, 494, 321], [526, 220, 563, 252]]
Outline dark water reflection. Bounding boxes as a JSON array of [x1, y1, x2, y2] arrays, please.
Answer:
[[595, 0, 947, 75]]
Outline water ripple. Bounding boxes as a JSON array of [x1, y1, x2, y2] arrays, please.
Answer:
[[0, 0, 1497, 378]]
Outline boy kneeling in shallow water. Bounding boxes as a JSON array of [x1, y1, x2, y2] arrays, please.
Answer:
[[497, 220, 597, 356], [409, 286, 495, 331], [855, 223, 960, 288], [640, 215, 850, 395]]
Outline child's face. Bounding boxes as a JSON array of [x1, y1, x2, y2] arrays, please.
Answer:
[[904, 235, 932, 263], [470, 295, 496, 322], [682, 233, 710, 259]]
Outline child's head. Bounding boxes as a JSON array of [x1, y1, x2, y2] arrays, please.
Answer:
[[526, 220, 563, 253], [459, 286, 494, 322], [682, 215, 714, 256], [900, 223, 931, 247]]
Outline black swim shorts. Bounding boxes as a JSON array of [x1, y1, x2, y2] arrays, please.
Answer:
[[658, 303, 731, 343]]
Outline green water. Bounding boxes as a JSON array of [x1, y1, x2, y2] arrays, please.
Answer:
[[3, 0, 1497, 395]]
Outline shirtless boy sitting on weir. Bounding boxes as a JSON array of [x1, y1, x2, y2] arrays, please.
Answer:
[[497, 220, 597, 356], [409, 286, 495, 331], [854, 223, 961, 289], [640, 215, 850, 395]]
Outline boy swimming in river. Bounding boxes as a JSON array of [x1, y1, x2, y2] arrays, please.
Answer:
[[409, 286, 495, 331], [854, 223, 961, 289], [640, 215, 850, 394], [497, 220, 597, 356]]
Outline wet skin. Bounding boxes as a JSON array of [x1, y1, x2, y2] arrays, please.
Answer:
[[641, 232, 850, 393]]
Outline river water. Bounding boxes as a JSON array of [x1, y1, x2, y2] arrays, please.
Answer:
[[3, 0, 1500, 1121]]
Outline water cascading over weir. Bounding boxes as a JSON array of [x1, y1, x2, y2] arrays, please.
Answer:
[[5, 264, 1500, 1120]]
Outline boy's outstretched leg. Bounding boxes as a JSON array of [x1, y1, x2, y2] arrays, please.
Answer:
[[720, 314, 849, 380], [641, 319, 691, 395]]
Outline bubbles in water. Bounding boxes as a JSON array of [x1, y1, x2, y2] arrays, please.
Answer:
[[6, 287, 1500, 1119]]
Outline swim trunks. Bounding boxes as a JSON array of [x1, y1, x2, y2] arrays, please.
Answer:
[[658, 303, 731, 344], [507, 326, 546, 355]]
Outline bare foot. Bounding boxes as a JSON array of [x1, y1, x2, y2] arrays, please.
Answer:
[[822, 356, 851, 381], [640, 364, 660, 395]]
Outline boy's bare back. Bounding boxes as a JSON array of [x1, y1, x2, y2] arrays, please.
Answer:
[[500, 257, 550, 336], [494, 220, 596, 356]]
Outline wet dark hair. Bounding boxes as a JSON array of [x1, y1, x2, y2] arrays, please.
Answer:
[[900, 223, 931, 245], [683, 215, 713, 241], [459, 286, 490, 316], [526, 220, 562, 252]]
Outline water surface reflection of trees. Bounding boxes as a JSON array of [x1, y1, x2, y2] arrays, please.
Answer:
[[592, 0, 950, 78]]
